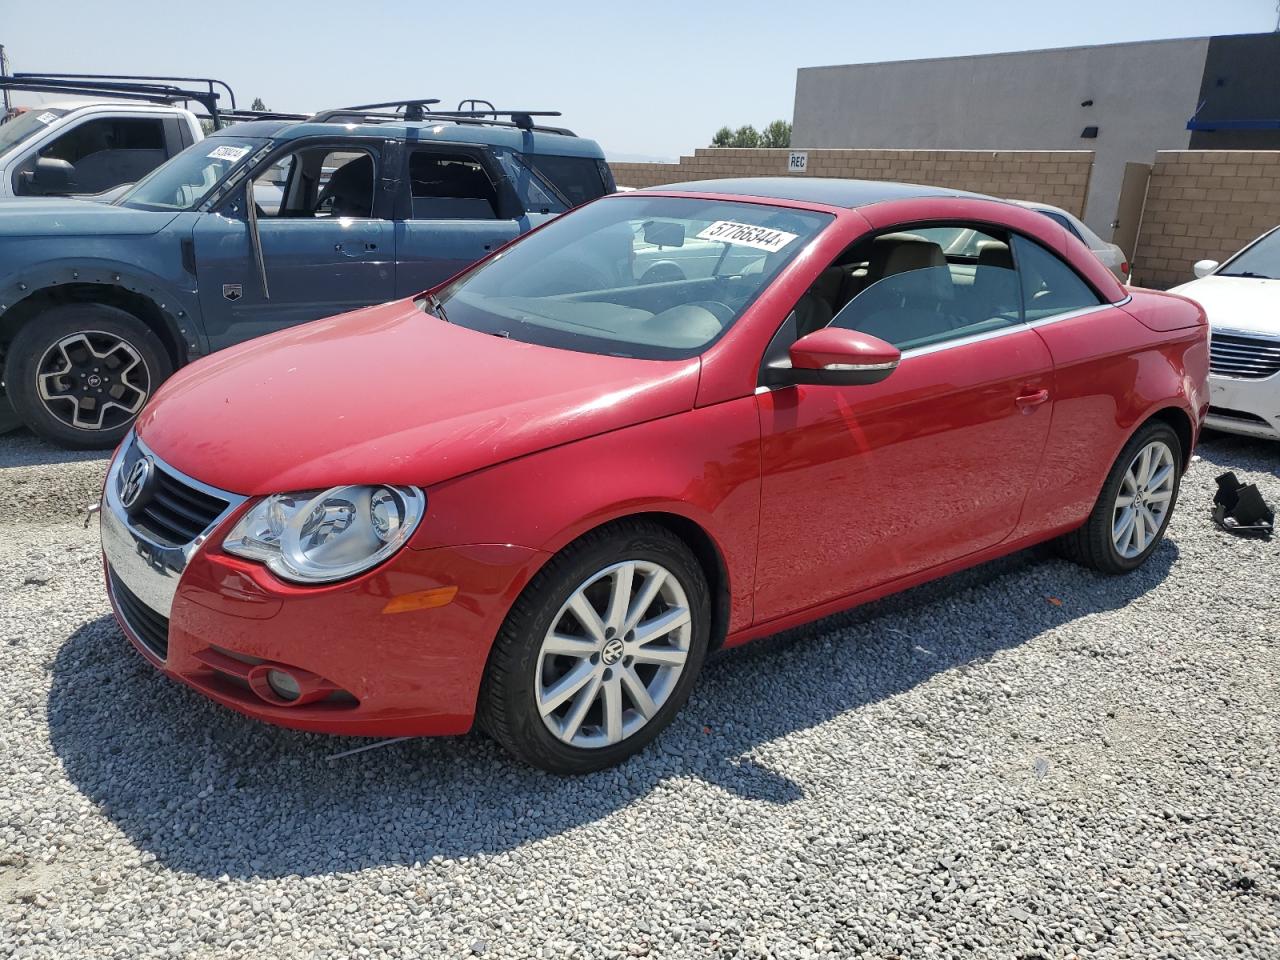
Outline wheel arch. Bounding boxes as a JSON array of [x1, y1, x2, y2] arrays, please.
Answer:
[[1141, 405, 1195, 470], [0, 271, 201, 373], [532, 510, 734, 652]]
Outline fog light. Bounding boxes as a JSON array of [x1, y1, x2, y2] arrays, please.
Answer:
[[266, 668, 301, 701]]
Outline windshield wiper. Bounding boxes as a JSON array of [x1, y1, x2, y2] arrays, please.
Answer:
[[422, 293, 451, 323], [1219, 271, 1274, 279]]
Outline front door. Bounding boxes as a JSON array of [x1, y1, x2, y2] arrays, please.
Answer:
[[192, 143, 396, 351], [754, 224, 1054, 622]]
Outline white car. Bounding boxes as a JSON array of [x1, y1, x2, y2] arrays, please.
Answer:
[[1170, 226, 1280, 441], [1011, 199, 1130, 283]]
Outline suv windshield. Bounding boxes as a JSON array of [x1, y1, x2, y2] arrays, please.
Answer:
[[118, 137, 265, 211], [0, 108, 70, 156], [1219, 228, 1280, 280], [433, 195, 832, 359]]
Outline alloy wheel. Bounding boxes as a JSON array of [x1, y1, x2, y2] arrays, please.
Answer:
[[536, 560, 692, 749], [36, 331, 150, 431], [1112, 439, 1176, 558]]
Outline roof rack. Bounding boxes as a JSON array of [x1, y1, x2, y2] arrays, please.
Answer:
[[1, 73, 237, 127], [309, 98, 575, 136], [219, 108, 310, 125]]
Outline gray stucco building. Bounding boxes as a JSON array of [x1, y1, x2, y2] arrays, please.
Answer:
[[792, 33, 1280, 242]]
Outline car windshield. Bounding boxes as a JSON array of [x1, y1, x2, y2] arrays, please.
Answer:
[[0, 107, 69, 156], [118, 137, 266, 211], [1219, 228, 1280, 279], [431, 195, 833, 360]]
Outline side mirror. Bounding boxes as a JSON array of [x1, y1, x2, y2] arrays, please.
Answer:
[[1193, 259, 1219, 279], [23, 157, 76, 195], [764, 327, 901, 387], [642, 220, 685, 248]]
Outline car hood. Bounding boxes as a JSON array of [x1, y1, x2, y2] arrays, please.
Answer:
[[135, 299, 702, 495], [0, 197, 179, 237], [1169, 275, 1280, 336]]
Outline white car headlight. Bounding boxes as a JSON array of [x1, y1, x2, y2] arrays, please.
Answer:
[[223, 485, 425, 584]]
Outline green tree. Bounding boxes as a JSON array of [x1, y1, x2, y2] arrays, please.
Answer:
[[761, 119, 792, 148], [710, 126, 734, 148], [732, 124, 760, 148], [251, 96, 268, 112]]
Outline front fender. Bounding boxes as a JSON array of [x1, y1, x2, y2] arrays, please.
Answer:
[[409, 397, 763, 635], [0, 239, 206, 360]]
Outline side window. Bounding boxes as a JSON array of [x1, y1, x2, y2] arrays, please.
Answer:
[[408, 152, 499, 220], [1012, 235, 1102, 322], [36, 117, 167, 193], [801, 226, 1022, 351], [495, 151, 565, 215], [252, 147, 377, 219], [1036, 209, 1085, 242], [525, 154, 609, 207]]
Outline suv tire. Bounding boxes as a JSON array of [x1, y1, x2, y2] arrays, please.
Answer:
[[4, 304, 173, 450]]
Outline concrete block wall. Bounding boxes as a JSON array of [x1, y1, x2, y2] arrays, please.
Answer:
[[611, 148, 1095, 217], [1133, 151, 1280, 290]]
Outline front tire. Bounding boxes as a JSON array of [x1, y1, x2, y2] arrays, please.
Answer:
[[1059, 420, 1183, 574], [479, 520, 711, 773], [3, 304, 173, 450]]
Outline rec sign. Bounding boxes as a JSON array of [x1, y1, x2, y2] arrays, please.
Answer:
[[787, 151, 808, 173]]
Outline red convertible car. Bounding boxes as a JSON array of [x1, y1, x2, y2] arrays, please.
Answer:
[[100, 178, 1209, 772]]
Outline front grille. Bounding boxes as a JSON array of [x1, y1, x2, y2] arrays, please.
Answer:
[[131, 461, 230, 547], [1209, 332, 1280, 380], [108, 568, 170, 660]]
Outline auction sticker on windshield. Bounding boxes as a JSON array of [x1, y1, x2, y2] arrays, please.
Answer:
[[696, 220, 798, 253], [207, 145, 251, 163]]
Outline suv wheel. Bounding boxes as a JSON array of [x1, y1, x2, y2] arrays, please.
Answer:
[[479, 521, 710, 773], [4, 304, 173, 450]]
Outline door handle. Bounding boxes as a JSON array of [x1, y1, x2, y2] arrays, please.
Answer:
[[1015, 388, 1050, 412], [334, 241, 378, 256]]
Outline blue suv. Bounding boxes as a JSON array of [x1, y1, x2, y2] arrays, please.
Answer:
[[0, 103, 615, 447]]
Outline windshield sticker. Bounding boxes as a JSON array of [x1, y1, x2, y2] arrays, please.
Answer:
[[695, 220, 799, 253], [207, 144, 251, 163], [35, 112, 59, 125]]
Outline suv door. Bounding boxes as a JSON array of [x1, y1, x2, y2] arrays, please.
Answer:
[[191, 141, 396, 351], [12, 114, 169, 196], [392, 145, 522, 295], [753, 225, 1055, 622]]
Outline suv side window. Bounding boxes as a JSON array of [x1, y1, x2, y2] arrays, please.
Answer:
[[525, 154, 609, 207], [407, 151, 501, 220], [1012, 235, 1102, 321], [253, 147, 378, 219], [806, 226, 1022, 351], [19, 116, 167, 194]]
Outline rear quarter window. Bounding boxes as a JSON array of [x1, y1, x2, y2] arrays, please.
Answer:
[[525, 154, 610, 207]]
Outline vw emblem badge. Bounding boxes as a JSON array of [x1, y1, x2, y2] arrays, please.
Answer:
[[120, 457, 153, 512]]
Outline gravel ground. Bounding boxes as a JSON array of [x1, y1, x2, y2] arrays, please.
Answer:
[[0, 427, 1277, 959]]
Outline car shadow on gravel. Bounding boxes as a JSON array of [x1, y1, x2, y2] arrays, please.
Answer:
[[47, 542, 1175, 879]]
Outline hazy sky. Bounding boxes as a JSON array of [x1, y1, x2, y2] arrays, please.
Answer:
[[2, 1, 1277, 159]]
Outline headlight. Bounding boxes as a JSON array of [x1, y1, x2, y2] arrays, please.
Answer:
[[223, 485, 425, 584]]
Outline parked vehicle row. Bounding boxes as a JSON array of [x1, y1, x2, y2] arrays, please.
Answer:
[[99, 176, 1209, 772], [1171, 226, 1280, 442], [0, 100, 615, 447]]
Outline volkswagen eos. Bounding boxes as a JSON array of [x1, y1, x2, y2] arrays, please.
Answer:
[[100, 178, 1209, 772]]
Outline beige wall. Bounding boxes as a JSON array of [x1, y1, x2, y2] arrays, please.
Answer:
[[611, 148, 1095, 216], [1132, 151, 1280, 290]]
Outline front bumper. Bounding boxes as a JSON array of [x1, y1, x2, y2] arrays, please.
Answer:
[[1206, 372, 1280, 441], [101, 436, 547, 736]]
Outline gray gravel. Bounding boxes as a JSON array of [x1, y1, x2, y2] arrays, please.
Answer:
[[0, 427, 1277, 959]]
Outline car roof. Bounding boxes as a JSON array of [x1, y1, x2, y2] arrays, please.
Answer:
[[645, 177, 990, 208], [207, 118, 605, 158]]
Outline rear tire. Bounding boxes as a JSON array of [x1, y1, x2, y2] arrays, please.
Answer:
[[1058, 420, 1182, 574], [3, 304, 173, 450], [479, 520, 710, 774]]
